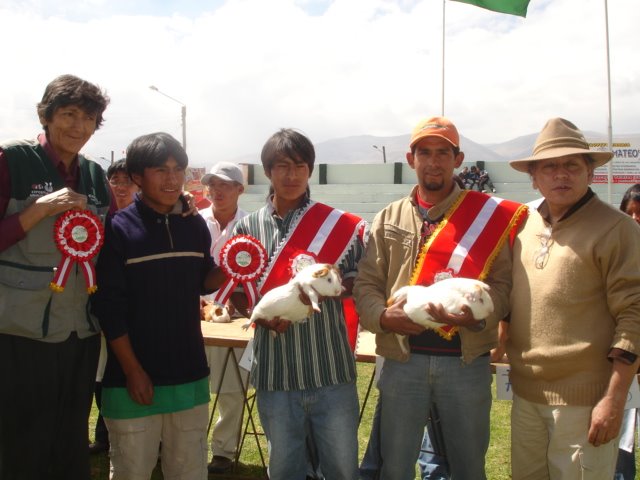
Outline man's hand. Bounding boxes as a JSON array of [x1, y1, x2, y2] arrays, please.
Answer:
[[379, 298, 425, 335], [125, 366, 154, 405], [254, 316, 291, 334], [588, 394, 625, 446], [426, 303, 485, 331], [180, 191, 198, 217]]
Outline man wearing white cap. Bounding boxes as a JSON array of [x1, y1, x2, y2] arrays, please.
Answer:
[[506, 118, 640, 479], [198, 161, 248, 474]]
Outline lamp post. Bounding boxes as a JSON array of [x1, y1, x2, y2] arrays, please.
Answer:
[[373, 145, 387, 164], [149, 85, 187, 152]]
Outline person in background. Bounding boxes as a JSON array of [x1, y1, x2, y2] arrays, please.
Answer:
[[614, 183, 640, 480], [92, 132, 225, 480], [198, 161, 248, 474], [231, 128, 366, 480], [0, 74, 111, 480], [478, 168, 496, 193], [89, 158, 139, 455], [506, 118, 640, 479], [466, 165, 481, 190], [354, 116, 525, 479]]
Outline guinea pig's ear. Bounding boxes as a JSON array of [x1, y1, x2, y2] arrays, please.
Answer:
[[312, 267, 329, 278]]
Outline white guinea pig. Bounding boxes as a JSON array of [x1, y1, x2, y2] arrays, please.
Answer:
[[242, 263, 344, 333], [389, 277, 494, 354]]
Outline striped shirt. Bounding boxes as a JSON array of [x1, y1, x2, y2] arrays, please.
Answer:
[[233, 197, 365, 391]]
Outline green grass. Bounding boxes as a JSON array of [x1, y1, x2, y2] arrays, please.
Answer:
[[88, 363, 637, 479]]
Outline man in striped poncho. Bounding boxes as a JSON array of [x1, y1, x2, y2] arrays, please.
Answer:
[[231, 128, 365, 480]]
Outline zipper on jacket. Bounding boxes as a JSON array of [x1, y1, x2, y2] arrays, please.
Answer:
[[164, 215, 174, 250]]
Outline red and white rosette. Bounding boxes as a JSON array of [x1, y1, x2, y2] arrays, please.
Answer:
[[288, 251, 318, 277], [50, 209, 105, 294], [213, 235, 268, 310]]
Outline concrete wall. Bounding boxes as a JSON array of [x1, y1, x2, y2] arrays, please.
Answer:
[[238, 161, 629, 222]]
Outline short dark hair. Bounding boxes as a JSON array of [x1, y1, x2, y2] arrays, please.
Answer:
[[620, 184, 640, 213], [261, 128, 315, 176], [106, 158, 127, 179], [37, 74, 110, 130], [125, 132, 188, 176]]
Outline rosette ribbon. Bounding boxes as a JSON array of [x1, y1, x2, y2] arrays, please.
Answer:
[[50, 209, 105, 294], [213, 235, 268, 310], [288, 251, 318, 276]]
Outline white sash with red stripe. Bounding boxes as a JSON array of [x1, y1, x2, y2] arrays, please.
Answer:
[[259, 201, 364, 294]]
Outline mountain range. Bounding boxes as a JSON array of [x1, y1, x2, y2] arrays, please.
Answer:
[[230, 131, 640, 165]]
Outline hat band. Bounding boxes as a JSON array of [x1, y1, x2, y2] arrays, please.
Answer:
[[533, 136, 589, 156]]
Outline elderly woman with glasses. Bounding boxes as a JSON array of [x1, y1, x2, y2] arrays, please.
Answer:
[[506, 118, 640, 480]]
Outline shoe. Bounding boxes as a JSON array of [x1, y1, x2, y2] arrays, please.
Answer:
[[88, 440, 109, 454], [207, 455, 233, 473], [491, 188, 496, 193]]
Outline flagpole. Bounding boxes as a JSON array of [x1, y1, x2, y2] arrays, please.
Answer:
[[441, 0, 446, 116], [604, 0, 613, 204]]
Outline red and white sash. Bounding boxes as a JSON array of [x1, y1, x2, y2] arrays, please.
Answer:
[[411, 190, 527, 339], [259, 201, 365, 294]]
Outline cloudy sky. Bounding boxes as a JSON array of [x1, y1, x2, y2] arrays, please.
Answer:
[[1, 0, 637, 169]]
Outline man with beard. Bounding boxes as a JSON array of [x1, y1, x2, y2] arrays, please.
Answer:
[[354, 117, 526, 479]]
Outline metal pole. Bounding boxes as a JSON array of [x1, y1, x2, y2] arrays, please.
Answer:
[[181, 105, 187, 152], [149, 86, 187, 152], [441, 0, 446, 116], [382, 146, 387, 164], [604, 0, 613, 204]]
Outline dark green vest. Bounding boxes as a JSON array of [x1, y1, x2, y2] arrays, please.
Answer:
[[0, 139, 110, 341]]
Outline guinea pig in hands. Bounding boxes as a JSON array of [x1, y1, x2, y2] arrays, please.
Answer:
[[389, 277, 494, 354], [242, 263, 344, 335]]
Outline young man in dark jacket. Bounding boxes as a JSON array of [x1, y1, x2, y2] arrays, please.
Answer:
[[92, 132, 224, 480]]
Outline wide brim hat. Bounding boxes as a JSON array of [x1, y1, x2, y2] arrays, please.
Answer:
[[509, 117, 613, 173]]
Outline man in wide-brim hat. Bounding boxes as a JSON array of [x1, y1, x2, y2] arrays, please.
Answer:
[[505, 117, 640, 479]]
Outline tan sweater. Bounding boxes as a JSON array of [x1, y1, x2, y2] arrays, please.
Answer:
[[507, 194, 640, 406]]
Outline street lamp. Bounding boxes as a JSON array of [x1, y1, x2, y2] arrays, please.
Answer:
[[149, 85, 187, 152], [373, 145, 387, 164]]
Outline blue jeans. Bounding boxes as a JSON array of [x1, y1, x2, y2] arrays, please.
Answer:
[[417, 423, 449, 480], [360, 399, 450, 480], [377, 354, 492, 480], [257, 381, 359, 480]]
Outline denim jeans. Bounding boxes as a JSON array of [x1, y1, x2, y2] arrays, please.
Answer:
[[257, 381, 359, 480], [417, 424, 450, 480], [360, 398, 450, 480], [377, 354, 492, 480]]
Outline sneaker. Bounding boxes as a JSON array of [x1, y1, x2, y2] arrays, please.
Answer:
[[208, 455, 233, 473], [491, 188, 496, 193]]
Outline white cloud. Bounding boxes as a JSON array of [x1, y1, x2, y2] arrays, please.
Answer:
[[1, 0, 638, 167]]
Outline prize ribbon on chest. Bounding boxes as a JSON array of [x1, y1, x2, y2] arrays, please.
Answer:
[[50, 209, 104, 294], [212, 234, 268, 309]]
